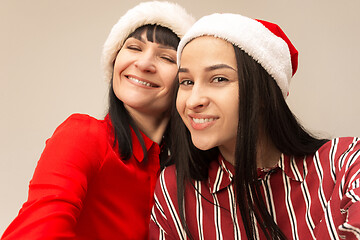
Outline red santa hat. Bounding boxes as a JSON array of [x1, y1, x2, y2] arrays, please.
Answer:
[[102, 1, 195, 83], [177, 13, 298, 98]]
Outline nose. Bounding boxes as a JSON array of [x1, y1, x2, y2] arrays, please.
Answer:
[[186, 84, 210, 110], [134, 51, 156, 73]]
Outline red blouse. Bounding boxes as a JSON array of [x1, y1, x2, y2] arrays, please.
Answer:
[[1, 114, 161, 239]]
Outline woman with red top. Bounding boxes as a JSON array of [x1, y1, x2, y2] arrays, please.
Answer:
[[150, 13, 360, 239], [1, 1, 194, 239]]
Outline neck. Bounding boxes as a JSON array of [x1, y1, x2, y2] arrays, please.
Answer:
[[218, 125, 281, 168], [256, 134, 281, 169], [219, 141, 236, 166], [125, 107, 170, 144]]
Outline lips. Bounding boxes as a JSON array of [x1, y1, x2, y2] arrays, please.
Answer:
[[192, 117, 216, 124], [126, 75, 159, 88], [188, 114, 218, 130]]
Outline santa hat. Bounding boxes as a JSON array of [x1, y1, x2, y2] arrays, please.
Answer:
[[177, 13, 298, 98], [102, 1, 195, 83]]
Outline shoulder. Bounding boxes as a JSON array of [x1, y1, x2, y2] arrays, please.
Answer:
[[315, 137, 360, 170], [44, 113, 111, 162], [36, 114, 111, 181], [55, 113, 108, 134], [50, 113, 110, 143], [317, 137, 360, 156]]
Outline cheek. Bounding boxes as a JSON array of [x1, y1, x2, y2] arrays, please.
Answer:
[[162, 67, 178, 87], [163, 73, 178, 96], [112, 79, 122, 102], [113, 50, 130, 74], [227, 100, 239, 131], [111, 53, 130, 100], [113, 61, 124, 79], [176, 92, 187, 117]]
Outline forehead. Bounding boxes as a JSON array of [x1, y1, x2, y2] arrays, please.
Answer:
[[125, 32, 177, 52], [127, 24, 179, 50], [180, 36, 236, 68]]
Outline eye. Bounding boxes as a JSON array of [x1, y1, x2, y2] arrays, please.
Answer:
[[179, 79, 194, 86], [126, 44, 141, 51], [161, 56, 176, 64], [212, 77, 229, 83]]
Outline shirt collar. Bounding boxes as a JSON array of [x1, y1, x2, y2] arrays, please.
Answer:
[[208, 155, 234, 194], [131, 128, 160, 163], [206, 152, 306, 191], [277, 154, 305, 182], [105, 114, 160, 163]]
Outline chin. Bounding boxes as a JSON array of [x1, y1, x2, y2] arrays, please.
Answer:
[[192, 138, 214, 151]]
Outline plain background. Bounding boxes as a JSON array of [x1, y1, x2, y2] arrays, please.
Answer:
[[1, 0, 359, 235]]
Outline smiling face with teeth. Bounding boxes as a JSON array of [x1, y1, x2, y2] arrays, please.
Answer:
[[112, 29, 178, 122], [177, 36, 239, 162]]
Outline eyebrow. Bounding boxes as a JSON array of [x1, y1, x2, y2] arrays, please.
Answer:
[[179, 64, 236, 73], [129, 36, 146, 44], [206, 64, 236, 71], [158, 45, 176, 50]]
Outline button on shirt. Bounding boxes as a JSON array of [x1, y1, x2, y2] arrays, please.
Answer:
[[150, 137, 360, 239]]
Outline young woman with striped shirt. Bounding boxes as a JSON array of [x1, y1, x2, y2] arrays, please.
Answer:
[[150, 13, 360, 239]]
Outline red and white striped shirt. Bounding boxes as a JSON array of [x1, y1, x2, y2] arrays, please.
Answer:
[[150, 137, 360, 239]]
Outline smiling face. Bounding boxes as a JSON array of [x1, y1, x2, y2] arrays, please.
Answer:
[[112, 30, 178, 119], [177, 36, 239, 161]]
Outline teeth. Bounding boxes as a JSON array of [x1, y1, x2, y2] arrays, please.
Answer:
[[128, 76, 152, 87], [192, 118, 215, 124]]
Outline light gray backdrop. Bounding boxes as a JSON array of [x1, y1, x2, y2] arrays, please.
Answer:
[[1, 0, 360, 234]]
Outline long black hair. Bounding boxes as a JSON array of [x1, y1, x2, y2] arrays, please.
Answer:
[[108, 24, 180, 164], [172, 44, 329, 239]]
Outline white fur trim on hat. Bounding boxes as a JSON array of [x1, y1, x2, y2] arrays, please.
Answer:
[[101, 1, 195, 83], [177, 13, 293, 98]]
